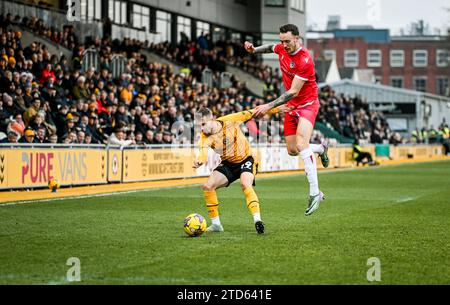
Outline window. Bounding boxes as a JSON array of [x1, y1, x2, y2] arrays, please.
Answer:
[[367, 49, 382, 67], [177, 16, 191, 42], [436, 49, 449, 67], [95, 0, 101, 20], [132, 4, 150, 30], [212, 26, 226, 43], [436, 77, 449, 96], [231, 32, 241, 43], [291, 0, 305, 11], [80, 0, 101, 21], [156, 11, 172, 43], [323, 49, 336, 61], [344, 50, 359, 67], [413, 77, 427, 92], [390, 50, 404, 67], [413, 50, 428, 67], [196, 21, 210, 38], [265, 0, 285, 7], [390, 77, 404, 88], [109, 0, 127, 25]]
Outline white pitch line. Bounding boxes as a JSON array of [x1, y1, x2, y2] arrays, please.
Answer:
[[395, 196, 419, 203]]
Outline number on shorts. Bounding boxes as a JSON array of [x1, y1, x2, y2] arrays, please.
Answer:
[[241, 161, 252, 170]]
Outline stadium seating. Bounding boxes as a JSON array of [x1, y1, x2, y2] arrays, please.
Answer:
[[2, 13, 447, 147]]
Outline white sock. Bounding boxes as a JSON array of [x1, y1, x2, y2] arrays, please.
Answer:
[[211, 217, 221, 226], [310, 144, 324, 155], [253, 213, 262, 223], [300, 148, 320, 196]]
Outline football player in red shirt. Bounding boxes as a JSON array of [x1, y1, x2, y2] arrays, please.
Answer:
[[244, 24, 329, 216]]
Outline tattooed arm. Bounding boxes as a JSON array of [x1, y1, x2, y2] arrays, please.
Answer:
[[244, 41, 275, 54], [253, 77, 306, 118], [267, 92, 296, 108]]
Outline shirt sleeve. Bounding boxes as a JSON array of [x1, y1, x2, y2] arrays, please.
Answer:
[[293, 56, 314, 82], [218, 110, 254, 124], [273, 44, 283, 54]]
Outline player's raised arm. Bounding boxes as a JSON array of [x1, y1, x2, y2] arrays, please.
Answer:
[[218, 110, 255, 123], [253, 77, 305, 118], [219, 108, 288, 123], [244, 41, 275, 54]]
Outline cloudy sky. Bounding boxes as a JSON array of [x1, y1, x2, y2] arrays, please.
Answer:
[[307, 0, 450, 35]]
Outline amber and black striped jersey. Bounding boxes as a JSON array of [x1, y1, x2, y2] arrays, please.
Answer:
[[197, 110, 255, 164], [197, 108, 280, 164]]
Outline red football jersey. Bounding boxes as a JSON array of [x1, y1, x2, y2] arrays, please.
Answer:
[[274, 44, 318, 108]]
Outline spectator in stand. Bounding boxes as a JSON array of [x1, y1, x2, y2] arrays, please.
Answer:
[[133, 131, 143, 145], [99, 102, 114, 135], [20, 128, 36, 143], [23, 98, 41, 126], [35, 125, 49, 143], [72, 76, 90, 101], [0, 131, 19, 143], [107, 127, 133, 147], [40, 63, 56, 84], [152, 131, 163, 145], [28, 111, 44, 131], [120, 83, 134, 105], [86, 113, 103, 144], [76, 130, 86, 144], [49, 134, 58, 144], [162, 131, 172, 144], [144, 130, 154, 144]]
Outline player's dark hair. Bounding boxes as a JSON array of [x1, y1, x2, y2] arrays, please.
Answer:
[[199, 108, 213, 118], [279, 24, 300, 36]]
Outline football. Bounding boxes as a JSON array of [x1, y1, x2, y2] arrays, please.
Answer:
[[48, 178, 60, 192], [183, 213, 207, 237]]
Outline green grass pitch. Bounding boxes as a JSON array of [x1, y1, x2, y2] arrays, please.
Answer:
[[0, 161, 449, 285]]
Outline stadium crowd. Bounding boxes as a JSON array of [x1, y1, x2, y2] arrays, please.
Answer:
[[148, 33, 283, 97], [1, 13, 447, 153], [0, 13, 277, 146]]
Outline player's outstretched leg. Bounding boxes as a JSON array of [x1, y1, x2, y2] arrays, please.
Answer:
[[204, 189, 224, 232], [296, 118, 324, 216], [203, 172, 228, 232]]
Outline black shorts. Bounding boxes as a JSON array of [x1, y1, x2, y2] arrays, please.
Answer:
[[214, 156, 258, 187]]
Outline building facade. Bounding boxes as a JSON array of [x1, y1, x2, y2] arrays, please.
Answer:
[[307, 29, 450, 96], [23, 0, 304, 68], [51, 0, 306, 55], [322, 80, 450, 133]]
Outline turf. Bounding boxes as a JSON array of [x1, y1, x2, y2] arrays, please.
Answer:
[[0, 161, 449, 285]]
